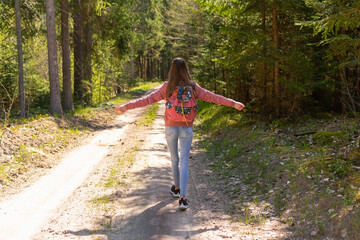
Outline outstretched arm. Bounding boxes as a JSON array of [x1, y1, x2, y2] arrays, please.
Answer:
[[115, 83, 167, 115], [195, 83, 245, 110]]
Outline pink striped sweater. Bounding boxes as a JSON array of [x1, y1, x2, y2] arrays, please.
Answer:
[[122, 82, 237, 127]]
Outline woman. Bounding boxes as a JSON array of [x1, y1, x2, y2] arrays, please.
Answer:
[[115, 58, 244, 210]]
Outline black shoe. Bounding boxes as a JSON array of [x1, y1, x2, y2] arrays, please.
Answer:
[[170, 185, 180, 198], [179, 198, 189, 210]]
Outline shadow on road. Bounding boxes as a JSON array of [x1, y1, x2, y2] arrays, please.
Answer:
[[63, 158, 218, 240], [65, 198, 217, 239]]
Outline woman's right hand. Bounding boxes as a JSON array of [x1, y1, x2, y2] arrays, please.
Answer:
[[115, 105, 126, 115], [234, 102, 245, 111]]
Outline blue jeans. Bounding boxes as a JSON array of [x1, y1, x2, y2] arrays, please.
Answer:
[[165, 126, 193, 197]]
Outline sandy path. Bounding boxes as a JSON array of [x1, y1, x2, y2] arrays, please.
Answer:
[[0, 93, 292, 240], [0, 105, 144, 240], [24, 101, 202, 240]]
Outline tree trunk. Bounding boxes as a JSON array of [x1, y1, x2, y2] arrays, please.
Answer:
[[15, 0, 26, 117], [158, 57, 161, 79], [356, 67, 360, 110], [147, 54, 151, 81], [161, 55, 166, 81], [138, 56, 142, 79], [73, 0, 83, 102], [151, 56, 154, 80], [260, 5, 267, 111], [45, 0, 63, 115], [338, 27, 347, 113], [144, 55, 147, 81], [83, 23, 92, 105], [337, 57, 352, 113], [61, 0, 73, 112], [213, 61, 217, 93], [82, 0, 92, 105], [130, 54, 134, 79], [272, 1, 280, 117], [225, 69, 230, 97]]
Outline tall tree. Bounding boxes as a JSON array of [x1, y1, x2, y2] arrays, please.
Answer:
[[14, 0, 25, 117], [82, 0, 93, 105], [61, 0, 73, 111], [260, 3, 268, 112], [73, 0, 83, 103], [45, 0, 62, 114], [272, 0, 280, 117]]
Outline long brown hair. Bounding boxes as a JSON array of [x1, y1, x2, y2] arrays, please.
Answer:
[[166, 58, 196, 99]]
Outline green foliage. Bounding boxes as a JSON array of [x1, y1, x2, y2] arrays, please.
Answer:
[[96, 0, 136, 57], [303, 0, 360, 62], [0, 4, 18, 113], [0, 1, 49, 113], [193, 0, 334, 115], [312, 131, 347, 145], [23, 35, 50, 108], [1, 0, 359, 118], [195, 101, 360, 238]]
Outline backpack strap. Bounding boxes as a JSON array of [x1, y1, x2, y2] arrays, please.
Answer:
[[180, 102, 188, 126]]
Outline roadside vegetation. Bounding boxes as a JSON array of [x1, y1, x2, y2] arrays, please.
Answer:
[[194, 101, 360, 239], [0, 81, 161, 191]]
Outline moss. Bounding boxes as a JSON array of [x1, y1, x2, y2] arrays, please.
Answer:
[[355, 191, 360, 203], [302, 157, 353, 179], [348, 150, 360, 166], [228, 119, 257, 129], [313, 131, 347, 145], [311, 112, 335, 119]]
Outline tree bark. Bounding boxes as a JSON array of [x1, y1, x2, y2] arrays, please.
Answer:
[[82, 0, 92, 105], [161, 55, 166, 81], [147, 54, 151, 81], [15, 0, 26, 117], [213, 60, 217, 93], [356, 67, 360, 110], [138, 56, 143, 79], [130, 54, 134, 80], [144, 55, 147, 81], [73, 0, 83, 102], [272, 1, 280, 117], [61, 0, 73, 112], [45, 0, 63, 115], [160, 59, 162, 80], [148, 54, 152, 80], [260, 5, 267, 111], [338, 27, 347, 113]]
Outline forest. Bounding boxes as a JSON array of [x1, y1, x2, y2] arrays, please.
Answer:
[[0, 0, 359, 119], [1, 1, 360, 239]]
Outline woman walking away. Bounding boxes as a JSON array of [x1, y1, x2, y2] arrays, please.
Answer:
[[115, 57, 245, 210]]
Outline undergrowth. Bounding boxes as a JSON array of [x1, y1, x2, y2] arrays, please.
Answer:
[[194, 101, 360, 239]]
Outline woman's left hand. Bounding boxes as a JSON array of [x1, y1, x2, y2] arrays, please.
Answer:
[[234, 102, 245, 111]]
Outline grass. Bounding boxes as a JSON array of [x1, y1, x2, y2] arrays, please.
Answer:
[[88, 93, 160, 234], [138, 103, 159, 126], [194, 100, 360, 239], [0, 81, 162, 187], [103, 145, 139, 188]]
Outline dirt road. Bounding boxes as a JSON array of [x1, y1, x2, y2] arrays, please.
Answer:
[[0, 96, 291, 239]]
